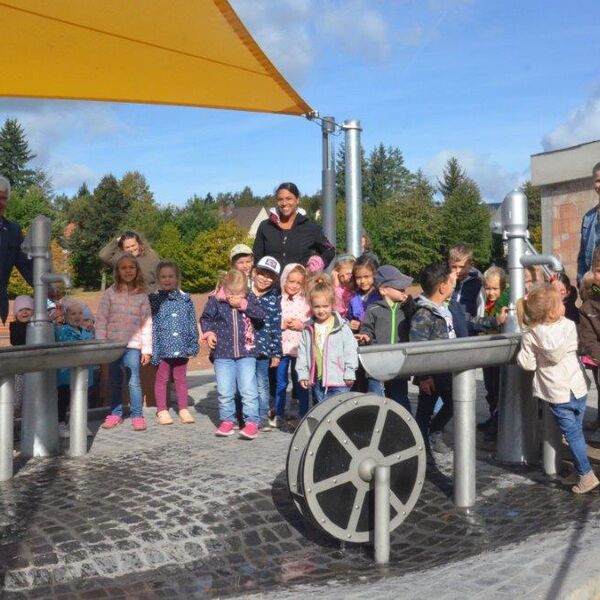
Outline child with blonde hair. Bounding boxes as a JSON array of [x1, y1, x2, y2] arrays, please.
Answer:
[[517, 284, 597, 493], [331, 255, 355, 317]]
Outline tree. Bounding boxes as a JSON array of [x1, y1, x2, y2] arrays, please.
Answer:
[[522, 180, 542, 251], [364, 143, 415, 205], [5, 185, 55, 229], [69, 175, 130, 288], [441, 178, 492, 266], [0, 118, 38, 190], [119, 171, 162, 242], [173, 195, 219, 244], [438, 157, 466, 200]]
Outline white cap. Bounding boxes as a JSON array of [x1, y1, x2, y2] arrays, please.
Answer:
[[255, 256, 281, 276]]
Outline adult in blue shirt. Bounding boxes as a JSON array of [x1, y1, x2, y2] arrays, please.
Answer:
[[577, 162, 600, 284], [0, 175, 33, 324]]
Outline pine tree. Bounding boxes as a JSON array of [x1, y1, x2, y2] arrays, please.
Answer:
[[0, 118, 37, 190], [364, 143, 415, 204], [521, 180, 542, 251], [119, 171, 161, 242], [438, 157, 466, 200]]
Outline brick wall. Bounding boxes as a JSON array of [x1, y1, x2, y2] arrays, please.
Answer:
[[541, 177, 596, 282]]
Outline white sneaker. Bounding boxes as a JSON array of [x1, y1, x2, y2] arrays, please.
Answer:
[[58, 422, 70, 439]]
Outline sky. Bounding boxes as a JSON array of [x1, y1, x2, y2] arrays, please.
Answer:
[[1, 0, 599, 205]]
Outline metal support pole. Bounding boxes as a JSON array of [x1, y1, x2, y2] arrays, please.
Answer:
[[321, 116, 336, 251], [69, 367, 89, 457], [0, 376, 15, 482], [453, 369, 477, 507], [344, 119, 363, 258], [542, 401, 562, 476], [374, 465, 390, 565]]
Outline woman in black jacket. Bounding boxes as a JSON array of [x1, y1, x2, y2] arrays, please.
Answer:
[[253, 182, 335, 271]]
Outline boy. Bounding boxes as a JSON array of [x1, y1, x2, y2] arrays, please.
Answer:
[[410, 263, 468, 454], [449, 243, 483, 319], [357, 265, 416, 412], [248, 256, 283, 431]]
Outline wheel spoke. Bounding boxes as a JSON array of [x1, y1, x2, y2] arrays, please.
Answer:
[[329, 422, 359, 455], [346, 485, 367, 533], [389, 490, 406, 516], [380, 444, 420, 466], [369, 404, 388, 451], [313, 471, 353, 494]]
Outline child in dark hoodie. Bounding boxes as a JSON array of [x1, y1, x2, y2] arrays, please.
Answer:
[[357, 265, 417, 413]]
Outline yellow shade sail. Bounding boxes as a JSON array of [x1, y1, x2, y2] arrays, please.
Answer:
[[0, 0, 312, 115]]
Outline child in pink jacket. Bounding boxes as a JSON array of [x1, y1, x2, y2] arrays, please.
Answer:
[[96, 253, 152, 431]]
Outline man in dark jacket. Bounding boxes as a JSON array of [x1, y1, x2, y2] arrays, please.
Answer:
[[0, 175, 33, 324], [253, 182, 335, 270]]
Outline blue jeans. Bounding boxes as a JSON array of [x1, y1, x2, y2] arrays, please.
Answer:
[[256, 357, 271, 421], [214, 357, 259, 424], [550, 393, 591, 475], [312, 382, 350, 403], [276, 355, 309, 418], [109, 348, 143, 418], [368, 377, 411, 414]]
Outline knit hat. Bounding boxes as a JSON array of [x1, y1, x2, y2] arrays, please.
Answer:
[[374, 265, 413, 291], [307, 255, 325, 273], [14, 295, 33, 316]]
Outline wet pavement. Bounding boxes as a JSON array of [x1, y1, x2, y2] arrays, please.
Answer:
[[2, 372, 600, 599]]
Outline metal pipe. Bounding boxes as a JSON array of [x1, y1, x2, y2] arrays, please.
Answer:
[[69, 367, 89, 457], [523, 238, 552, 278], [374, 465, 390, 565], [453, 369, 477, 508], [0, 376, 15, 482], [542, 401, 562, 476], [322, 116, 336, 251], [344, 119, 363, 258], [520, 253, 563, 273]]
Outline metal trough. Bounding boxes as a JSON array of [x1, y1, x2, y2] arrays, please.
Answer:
[[0, 341, 126, 481]]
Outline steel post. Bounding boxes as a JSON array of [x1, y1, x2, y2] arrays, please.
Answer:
[[453, 369, 477, 508], [321, 116, 336, 251], [0, 376, 15, 482], [69, 367, 89, 457], [542, 401, 562, 476], [344, 119, 363, 258], [374, 465, 390, 565]]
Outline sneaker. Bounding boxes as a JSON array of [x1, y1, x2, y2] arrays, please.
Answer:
[[430, 431, 451, 454], [572, 470, 600, 494], [267, 409, 277, 428], [260, 421, 272, 432], [239, 422, 259, 440], [102, 415, 123, 429], [178, 408, 195, 424], [132, 417, 147, 431], [215, 421, 235, 437], [58, 422, 70, 439], [156, 410, 174, 426]]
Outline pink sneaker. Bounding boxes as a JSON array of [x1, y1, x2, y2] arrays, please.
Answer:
[[215, 421, 235, 437], [239, 422, 258, 440], [102, 415, 123, 429], [132, 417, 147, 431]]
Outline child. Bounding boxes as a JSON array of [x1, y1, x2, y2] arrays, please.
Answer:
[[55, 300, 94, 438], [275, 263, 310, 426], [248, 256, 282, 431], [479, 266, 510, 441], [82, 304, 95, 332], [331, 255, 355, 317], [518, 284, 597, 494], [524, 266, 544, 294], [551, 272, 579, 324], [356, 265, 416, 413], [347, 254, 381, 331], [230, 243, 254, 289], [449, 243, 483, 319], [149, 261, 199, 426], [297, 274, 358, 402], [9, 295, 33, 418], [96, 253, 152, 431], [200, 269, 265, 439]]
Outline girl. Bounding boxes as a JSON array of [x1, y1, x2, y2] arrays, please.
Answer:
[[517, 284, 597, 494], [55, 300, 94, 438], [347, 254, 381, 332], [9, 295, 33, 418], [200, 269, 265, 440], [297, 274, 358, 403], [331, 255, 355, 317], [275, 263, 310, 426], [149, 261, 199, 426], [96, 253, 152, 431]]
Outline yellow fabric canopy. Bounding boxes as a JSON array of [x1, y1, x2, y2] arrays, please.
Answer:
[[0, 0, 312, 115]]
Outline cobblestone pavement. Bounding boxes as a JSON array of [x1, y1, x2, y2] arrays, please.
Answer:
[[2, 371, 600, 599]]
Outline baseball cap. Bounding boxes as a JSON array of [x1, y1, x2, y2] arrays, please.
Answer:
[[255, 255, 281, 276], [229, 243, 253, 260], [375, 265, 413, 290]]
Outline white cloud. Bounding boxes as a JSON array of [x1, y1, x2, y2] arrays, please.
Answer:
[[423, 149, 524, 203], [542, 86, 600, 151], [47, 160, 100, 191]]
